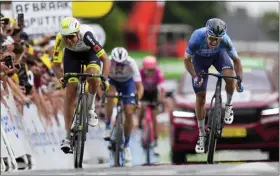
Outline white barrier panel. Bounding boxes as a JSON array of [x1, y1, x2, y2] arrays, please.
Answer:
[[1, 84, 111, 171], [1, 124, 10, 158], [0, 103, 27, 159], [5, 87, 33, 158]]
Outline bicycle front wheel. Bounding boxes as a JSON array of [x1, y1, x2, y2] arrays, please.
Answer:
[[207, 96, 221, 164], [114, 113, 123, 167], [74, 95, 88, 168]]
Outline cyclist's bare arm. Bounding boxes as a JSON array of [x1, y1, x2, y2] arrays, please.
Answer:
[[184, 52, 196, 78], [99, 54, 110, 79], [232, 58, 243, 81], [135, 81, 144, 100]]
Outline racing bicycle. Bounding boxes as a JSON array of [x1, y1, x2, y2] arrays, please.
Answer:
[[101, 92, 138, 167], [63, 63, 106, 168], [141, 101, 160, 165], [198, 71, 242, 164]]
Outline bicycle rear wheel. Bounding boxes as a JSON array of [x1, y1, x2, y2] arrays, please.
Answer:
[[74, 95, 88, 168], [207, 96, 221, 164], [142, 107, 153, 165], [145, 123, 151, 165], [114, 113, 123, 167]]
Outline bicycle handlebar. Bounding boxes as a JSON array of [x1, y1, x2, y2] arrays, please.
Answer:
[[198, 71, 242, 88], [62, 73, 106, 88]]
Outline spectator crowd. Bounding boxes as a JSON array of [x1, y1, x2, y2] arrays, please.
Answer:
[[1, 13, 64, 127]]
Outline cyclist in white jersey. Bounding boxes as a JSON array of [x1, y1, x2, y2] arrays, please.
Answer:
[[103, 47, 144, 166]]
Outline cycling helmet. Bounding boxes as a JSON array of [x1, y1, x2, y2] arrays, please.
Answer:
[[111, 47, 128, 63], [143, 56, 157, 69], [59, 17, 80, 36], [206, 18, 227, 37]]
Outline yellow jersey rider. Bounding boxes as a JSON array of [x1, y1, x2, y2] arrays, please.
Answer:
[[52, 17, 110, 153]]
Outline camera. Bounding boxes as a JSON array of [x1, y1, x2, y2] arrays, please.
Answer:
[[1, 18, 9, 25], [17, 13, 24, 27], [4, 55, 13, 69], [19, 79, 32, 95]]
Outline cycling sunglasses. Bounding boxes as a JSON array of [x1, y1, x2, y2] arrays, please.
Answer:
[[145, 68, 155, 73], [207, 33, 223, 41], [116, 63, 126, 67], [63, 34, 76, 40]]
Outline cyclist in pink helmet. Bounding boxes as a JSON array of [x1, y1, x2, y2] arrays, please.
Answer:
[[139, 55, 166, 156]]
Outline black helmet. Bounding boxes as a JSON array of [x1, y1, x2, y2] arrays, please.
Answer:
[[206, 18, 227, 37]]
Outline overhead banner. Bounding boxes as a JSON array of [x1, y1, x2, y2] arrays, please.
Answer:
[[12, 2, 73, 35], [72, 1, 114, 18]]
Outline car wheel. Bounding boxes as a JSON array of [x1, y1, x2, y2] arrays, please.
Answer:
[[171, 150, 186, 164], [268, 148, 279, 161]]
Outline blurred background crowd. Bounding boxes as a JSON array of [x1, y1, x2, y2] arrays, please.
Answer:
[[0, 11, 64, 127]]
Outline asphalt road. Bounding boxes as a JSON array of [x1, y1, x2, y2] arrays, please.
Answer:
[[2, 116, 279, 175], [4, 162, 279, 175]]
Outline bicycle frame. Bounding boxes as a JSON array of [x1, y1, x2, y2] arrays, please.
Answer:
[[102, 92, 137, 167], [199, 72, 241, 164], [63, 63, 106, 168]]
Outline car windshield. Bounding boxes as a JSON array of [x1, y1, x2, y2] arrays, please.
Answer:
[[180, 68, 273, 94]]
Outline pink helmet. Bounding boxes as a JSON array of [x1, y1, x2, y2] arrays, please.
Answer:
[[143, 56, 157, 69]]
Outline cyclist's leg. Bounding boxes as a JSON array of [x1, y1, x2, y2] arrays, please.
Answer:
[[61, 49, 80, 152], [192, 54, 212, 153], [122, 78, 136, 165], [122, 78, 136, 147], [213, 50, 235, 124], [103, 78, 117, 140], [85, 50, 102, 127], [150, 90, 159, 143], [138, 90, 149, 129]]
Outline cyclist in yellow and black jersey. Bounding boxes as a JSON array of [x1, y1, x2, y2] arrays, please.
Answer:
[[52, 17, 110, 154]]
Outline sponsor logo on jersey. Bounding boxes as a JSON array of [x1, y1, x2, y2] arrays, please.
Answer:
[[86, 35, 95, 45], [94, 45, 101, 52]]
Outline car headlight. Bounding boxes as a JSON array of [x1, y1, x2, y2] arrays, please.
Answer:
[[172, 110, 195, 118], [261, 102, 279, 116]]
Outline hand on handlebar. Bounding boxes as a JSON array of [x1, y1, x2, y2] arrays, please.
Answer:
[[236, 80, 244, 93], [193, 75, 203, 88], [100, 80, 110, 91]]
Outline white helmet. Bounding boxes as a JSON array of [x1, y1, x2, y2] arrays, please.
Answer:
[[111, 47, 128, 63], [59, 17, 80, 36]]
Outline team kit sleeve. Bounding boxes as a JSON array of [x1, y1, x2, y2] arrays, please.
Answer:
[[185, 30, 200, 56], [157, 68, 165, 91], [52, 34, 64, 63], [83, 31, 106, 58], [130, 58, 142, 82], [223, 34, 239, 60]]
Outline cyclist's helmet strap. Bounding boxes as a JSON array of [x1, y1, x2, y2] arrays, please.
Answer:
[[206, 18, 227, 37]]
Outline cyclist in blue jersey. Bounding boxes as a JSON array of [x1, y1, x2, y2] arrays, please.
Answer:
[[184, 18, 244, 153]]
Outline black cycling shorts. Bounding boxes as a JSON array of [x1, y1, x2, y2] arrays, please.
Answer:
[[63, 48, 101, 74], [141, 90, 159, 108]]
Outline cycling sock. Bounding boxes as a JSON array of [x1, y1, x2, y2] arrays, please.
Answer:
[[124, 136, 130, 147], [66, 130, 72, 140], [88, 93, 96, 110], [198, 119, 206, 136], [105, 119, 111, 129], [226, 93, 233, 105]]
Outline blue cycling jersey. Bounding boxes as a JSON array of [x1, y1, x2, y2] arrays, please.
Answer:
[[186, 27, 239, 59]]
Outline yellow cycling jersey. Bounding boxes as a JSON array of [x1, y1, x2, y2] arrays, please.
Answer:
[[53, 24, 105, 63]]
